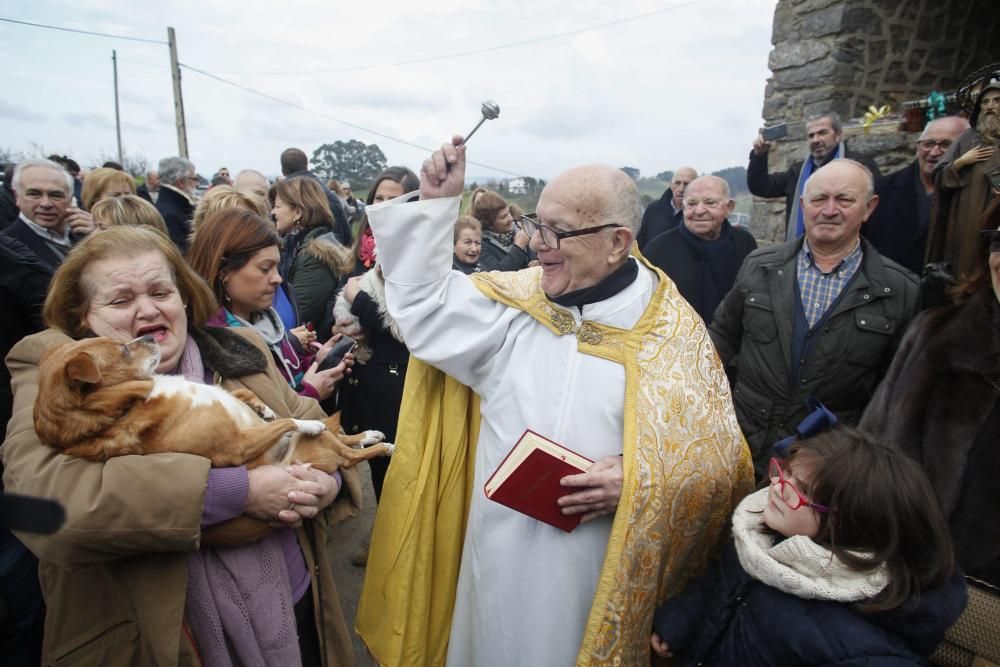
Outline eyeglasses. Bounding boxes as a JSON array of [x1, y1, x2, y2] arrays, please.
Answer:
[[768, 457, 829, 513], [518, 214, 622, 249], [917, 139, 953, 151]]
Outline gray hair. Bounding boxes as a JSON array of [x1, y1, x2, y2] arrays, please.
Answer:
[[235, 168, 267, 183], [806, 111, 843, 133], [158, 156, 196, 186], [688, 174, 733, 200], [146, 169, 159, 179], [12, 158, 73, 194], [608, 171, 644, 236]]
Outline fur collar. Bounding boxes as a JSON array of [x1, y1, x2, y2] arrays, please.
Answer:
[[732, 489, 889, 602], [331, 263, 405, 364], [300, 230, 353, 275], [926, 290, 1000, 377], [189, 326, 268, 378]]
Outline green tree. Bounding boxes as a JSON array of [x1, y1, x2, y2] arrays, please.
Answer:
[[655, 170, 674, 183], [311, 140, 387, 185]]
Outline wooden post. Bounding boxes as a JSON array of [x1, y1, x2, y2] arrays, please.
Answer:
[[112, 50, 123, 166], [167, 27, 189, 158]]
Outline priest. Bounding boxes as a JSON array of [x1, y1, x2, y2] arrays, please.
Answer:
[[357, 136, 753, 666]]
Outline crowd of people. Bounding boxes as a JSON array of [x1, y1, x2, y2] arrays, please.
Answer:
[[0, 68, 998, 666]]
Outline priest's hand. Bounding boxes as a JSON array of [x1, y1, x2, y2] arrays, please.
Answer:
[[558, 455, 623, 523], [420, 135, 466, 200]]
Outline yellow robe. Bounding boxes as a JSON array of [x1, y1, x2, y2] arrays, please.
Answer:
[[357, 260, 754, 666]]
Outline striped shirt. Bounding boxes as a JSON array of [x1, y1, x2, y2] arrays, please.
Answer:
[[797, 239, 863, 328]]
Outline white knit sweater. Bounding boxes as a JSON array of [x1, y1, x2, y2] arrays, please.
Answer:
[[732, 488, 889, 602]]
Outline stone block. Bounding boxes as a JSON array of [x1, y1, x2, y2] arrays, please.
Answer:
[[842, 6, 881, 35], [768, 39, 833, 70], [798, 5, 846, 38]]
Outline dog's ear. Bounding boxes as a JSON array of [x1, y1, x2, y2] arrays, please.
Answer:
[[325, 411, 343, 430], [65, 351, 102, 386]]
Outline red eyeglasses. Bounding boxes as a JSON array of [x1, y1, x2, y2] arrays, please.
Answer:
[[768, 457, 830, 513]]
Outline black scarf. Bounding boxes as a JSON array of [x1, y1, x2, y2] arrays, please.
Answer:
[[548, 258, 639, 311], [677, 220, 741, 322]]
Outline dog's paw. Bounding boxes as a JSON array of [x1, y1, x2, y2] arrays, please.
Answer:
[[382, 442, 396, 456], [257, 405, 277, 422], [293, 419, 327, 435], [361, 430, 384, 446]]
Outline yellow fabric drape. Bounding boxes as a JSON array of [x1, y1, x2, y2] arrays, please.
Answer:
[[355, 360, 479, 667], [357, 259, 753, 666]]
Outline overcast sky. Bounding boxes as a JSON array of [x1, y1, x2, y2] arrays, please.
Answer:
[[1, 0, 778, 182]]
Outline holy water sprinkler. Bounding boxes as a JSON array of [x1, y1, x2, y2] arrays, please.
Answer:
[[460, 100, 500, 145]]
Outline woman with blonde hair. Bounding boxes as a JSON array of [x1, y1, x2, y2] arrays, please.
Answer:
[[271, 177, 352, 338], [90, 194, 169, 235], [79, 166, 135, 210], [191, 185, 268, 235]]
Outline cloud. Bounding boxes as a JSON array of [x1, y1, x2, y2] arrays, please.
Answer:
[[62, 112, 114, 129], [0, 99, 47, 122]]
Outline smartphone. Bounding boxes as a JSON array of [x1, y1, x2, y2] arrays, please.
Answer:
[[761, 123, 789, 142], [317, 335, 357, 372]]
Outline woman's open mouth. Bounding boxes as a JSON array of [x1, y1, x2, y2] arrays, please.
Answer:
[[135, 324, 169, 342]]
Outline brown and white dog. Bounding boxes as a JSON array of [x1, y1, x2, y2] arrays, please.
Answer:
[[34, 335, 393, 544]]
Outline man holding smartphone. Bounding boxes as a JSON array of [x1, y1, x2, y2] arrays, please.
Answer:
[[748, 111, 880, 241]]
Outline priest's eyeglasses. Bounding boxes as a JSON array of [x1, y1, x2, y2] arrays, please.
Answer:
[[518, 214, 623, 249], [768, 458, 830, 513]]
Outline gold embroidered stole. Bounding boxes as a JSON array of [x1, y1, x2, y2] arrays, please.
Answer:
[[356, 260, 753, 666]]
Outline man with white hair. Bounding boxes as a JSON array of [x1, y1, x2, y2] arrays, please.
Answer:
[[154, 156, 198, 251], [711, 159, 919, 479], [864, 116, 969, 273], [2, 157, 94, 270], [137, 169, 160, 204], [234, 169, 269, 199], [644, 175, 757, 322], [356, 137, 752, 666]]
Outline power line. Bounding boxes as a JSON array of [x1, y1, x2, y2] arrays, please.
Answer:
[[204, 0, 709, 76], [179, 63, 524, 177], [0, 17, 167, 45]]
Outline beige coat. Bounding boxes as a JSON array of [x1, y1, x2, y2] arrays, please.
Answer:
[[1, 326, 362, 666]]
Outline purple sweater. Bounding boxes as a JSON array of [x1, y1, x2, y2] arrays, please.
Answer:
[[201, 458, 343, 602]]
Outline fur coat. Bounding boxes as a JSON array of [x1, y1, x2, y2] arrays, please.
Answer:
[[860, 289, 1000, 586]]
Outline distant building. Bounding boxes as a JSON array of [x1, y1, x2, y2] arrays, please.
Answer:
[[505, 177, 527, 194]]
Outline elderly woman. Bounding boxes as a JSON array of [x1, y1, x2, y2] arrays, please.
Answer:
[[472, 189, 530, 271], [861, 197, 1000, 588], [90, 193, 169, 235], [79, 166, 135, 211], [1, 226, 361, 665], [270, 178, 352, 337], [187, 208, 349, 401]]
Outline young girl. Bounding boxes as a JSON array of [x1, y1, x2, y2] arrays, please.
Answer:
[[453, 215, 483, 274], [651, 424, 967, 665]]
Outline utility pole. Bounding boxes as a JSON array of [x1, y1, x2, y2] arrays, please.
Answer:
[[167, 27, 189, 158], [112, 50, 123, 166]]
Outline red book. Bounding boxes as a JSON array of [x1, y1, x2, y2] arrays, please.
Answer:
[[484, 429, 593, 533]]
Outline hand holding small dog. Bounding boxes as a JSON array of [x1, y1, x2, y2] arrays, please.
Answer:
[[246, 464, 324, 523], [342, 276, 363, 304], [276, 464, 340, 524]]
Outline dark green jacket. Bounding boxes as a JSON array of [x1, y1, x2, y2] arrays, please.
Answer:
[[709, 237, 919, 477], [287, 225, 351, 330]]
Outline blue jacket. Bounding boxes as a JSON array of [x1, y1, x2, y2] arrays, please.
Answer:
[[653, 542, 967, 666]]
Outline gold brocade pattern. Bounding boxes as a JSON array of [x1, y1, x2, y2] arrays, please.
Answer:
[[472, 260, 754, 666]]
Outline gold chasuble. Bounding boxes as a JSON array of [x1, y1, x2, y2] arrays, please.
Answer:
[[357, 260, 754, 666]]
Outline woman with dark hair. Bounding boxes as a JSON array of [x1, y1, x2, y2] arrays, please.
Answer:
[[650, 420, 966, 665], [187, 208, 350, 402], [2, 226, 361, 665], [472, 190, 530, 271], [345, 167, 420, 281], [270, 177, 352, 338], [861, 197, 1000, 587]]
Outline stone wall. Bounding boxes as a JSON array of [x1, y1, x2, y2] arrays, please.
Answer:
[[751, 0, 1000, 243]]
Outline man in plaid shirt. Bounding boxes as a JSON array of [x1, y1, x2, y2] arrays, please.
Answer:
[[709, 159, 920, 479]]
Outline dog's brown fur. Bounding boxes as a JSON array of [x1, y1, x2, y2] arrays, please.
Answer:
[[34, 336, 392, 545]]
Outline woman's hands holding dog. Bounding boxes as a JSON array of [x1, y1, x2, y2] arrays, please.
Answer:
[[246, 464, 338, 527]]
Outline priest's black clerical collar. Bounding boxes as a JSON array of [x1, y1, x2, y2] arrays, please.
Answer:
[[547, 258, 639, 311]]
